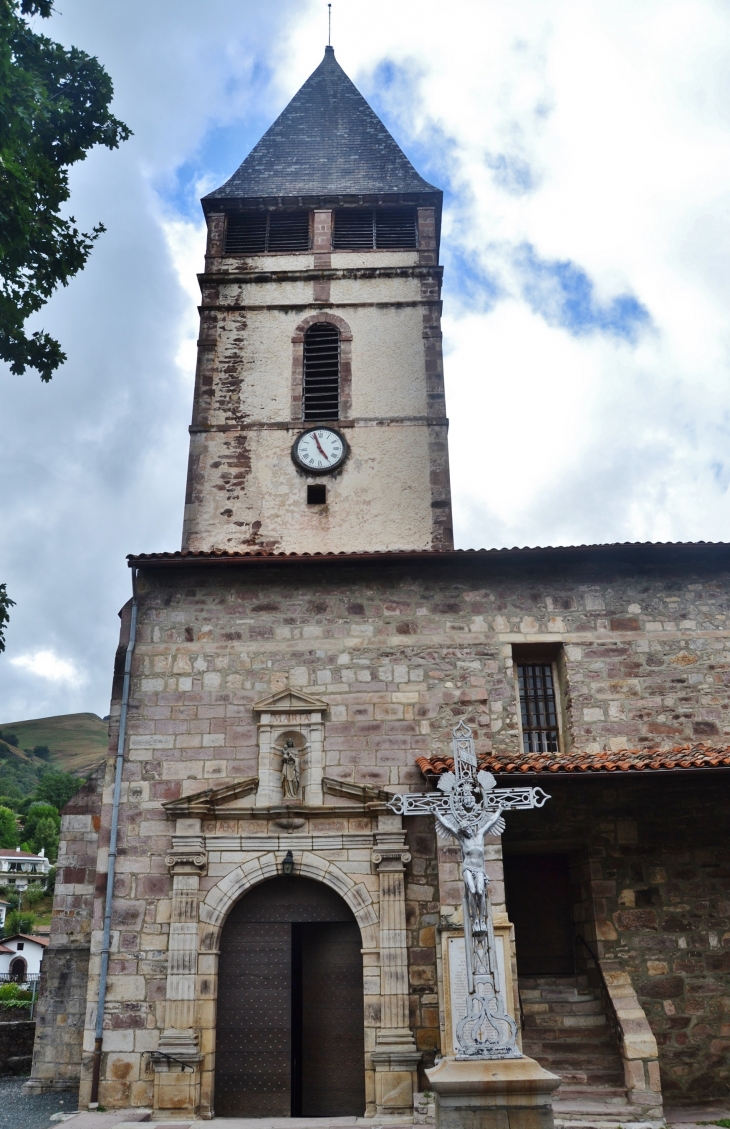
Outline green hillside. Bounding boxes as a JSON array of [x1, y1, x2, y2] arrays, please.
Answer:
[[0, 712, 108, 777]]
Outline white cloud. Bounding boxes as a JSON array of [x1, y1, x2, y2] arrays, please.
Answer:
[[10, 650, 86, 687]]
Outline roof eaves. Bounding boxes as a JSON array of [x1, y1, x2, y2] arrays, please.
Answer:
[[127, 540, 730, 568], [416, 744, 730, 780]]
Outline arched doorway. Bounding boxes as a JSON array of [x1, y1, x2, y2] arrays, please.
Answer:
[[9, 957, 27, 983], [215, 875, 365, 1118]]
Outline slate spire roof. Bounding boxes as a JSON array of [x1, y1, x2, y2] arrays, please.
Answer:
[[205, 47, 438, 202]]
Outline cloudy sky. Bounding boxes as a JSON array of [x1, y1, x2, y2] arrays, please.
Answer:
[[1, 0, 730, 723]]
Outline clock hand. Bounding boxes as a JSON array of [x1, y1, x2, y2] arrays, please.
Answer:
[[313, 434, 329, 460]]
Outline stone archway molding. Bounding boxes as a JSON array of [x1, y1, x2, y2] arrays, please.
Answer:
[[200, 849, 378, 946], [290, 312, 353, 421]]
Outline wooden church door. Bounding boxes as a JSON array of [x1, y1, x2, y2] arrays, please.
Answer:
[[215, 875, 365, 1117]]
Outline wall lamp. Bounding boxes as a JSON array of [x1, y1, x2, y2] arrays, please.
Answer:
[[281, 850, 295, 876]]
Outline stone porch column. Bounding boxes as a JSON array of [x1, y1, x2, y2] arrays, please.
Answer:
[[151, 819, 206, 1115], [371, 815, 421, 1115]]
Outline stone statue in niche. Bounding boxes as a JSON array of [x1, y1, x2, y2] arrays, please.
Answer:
[[280, 738, 300, 798]]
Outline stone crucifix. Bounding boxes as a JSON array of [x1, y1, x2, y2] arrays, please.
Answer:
[[388, 721, 550, 1060]]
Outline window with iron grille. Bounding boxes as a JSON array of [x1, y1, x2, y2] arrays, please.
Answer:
[[303, 323, 340, 420], [518, 664, 560, 753], [332, 206, 418, 250], [224, 210, 310, 254]]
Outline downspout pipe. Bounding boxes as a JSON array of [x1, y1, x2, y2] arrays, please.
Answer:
[[89, 567, 139, 1108]]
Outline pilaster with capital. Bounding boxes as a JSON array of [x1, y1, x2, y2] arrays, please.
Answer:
[[371, 813, 421, 1115], [151, 820, 206, 1114]]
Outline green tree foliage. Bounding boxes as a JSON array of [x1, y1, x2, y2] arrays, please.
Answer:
[[21, 883, 45, 907], [33, 769, 82, 810], [28, 745, 50, 760], [0, 981, 33, 1005], [0, 804, 18, 848], [0, 746, 43, 797], [0, 0, 131, 380], [29, 816, 58, 859], [0, 730, 18, 746], [0, 584, 14, 653], [3, 908, 36, 936], [22, 801, 60, 859]]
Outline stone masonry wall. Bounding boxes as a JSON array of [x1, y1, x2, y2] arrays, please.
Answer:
[[404, 815, 440, 1084], [183, 231, 451, 555], [504, 773, 730, 1102], [27, 763, 104, 1092], [80, 544, 730, 1105]]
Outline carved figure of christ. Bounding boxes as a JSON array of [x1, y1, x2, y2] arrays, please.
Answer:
[[434, 783, 505, 937], [388, 721, 549, 1059]]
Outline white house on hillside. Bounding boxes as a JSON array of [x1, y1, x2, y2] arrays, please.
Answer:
[[0, 934, 48, 981], [0, 848, 50, 890]]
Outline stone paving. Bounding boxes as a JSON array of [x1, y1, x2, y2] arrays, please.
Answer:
[[0, 1075, 76, 1129]]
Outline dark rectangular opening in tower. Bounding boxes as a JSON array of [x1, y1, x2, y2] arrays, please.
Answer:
[[303, 324, 340, 420], [224, 210, 310, 254], [307, 484, 326, 504], [332, 206, 417, 250]]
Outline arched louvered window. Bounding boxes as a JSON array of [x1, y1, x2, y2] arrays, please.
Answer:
[[303, 323, 340, 420]]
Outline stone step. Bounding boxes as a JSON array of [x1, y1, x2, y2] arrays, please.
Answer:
[[550, 1097, 658, 1124], [520, 975, 590, 989], [521, 987, 597, 1003], [525, 1043, 622, 1061], [519, 972, 629, 1114], [550, 1068, 625, 1084], [523, 999, 604, 1016], [557, 1086, 629, 1102], [530, 1017, 608, 1032]]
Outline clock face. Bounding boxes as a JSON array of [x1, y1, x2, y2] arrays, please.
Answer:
[[292, 427, 348, 475]]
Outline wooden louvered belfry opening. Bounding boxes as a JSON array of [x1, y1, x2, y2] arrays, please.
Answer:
[[303, 323, 340, 421], [333, 206, 418, 250], [224, 210, 310, 254]]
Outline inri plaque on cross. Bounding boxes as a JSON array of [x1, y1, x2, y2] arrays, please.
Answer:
[[388, 721, 550, 1060]]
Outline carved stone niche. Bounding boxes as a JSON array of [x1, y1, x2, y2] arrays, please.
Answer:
[[253, 687, 329, 807]]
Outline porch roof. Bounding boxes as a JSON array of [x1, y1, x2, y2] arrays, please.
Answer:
[[416, 743, 730, 780]]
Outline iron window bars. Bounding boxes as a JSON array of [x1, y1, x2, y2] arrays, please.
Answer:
[[518, 663, 560, 754], [303, 323, 340, 420]]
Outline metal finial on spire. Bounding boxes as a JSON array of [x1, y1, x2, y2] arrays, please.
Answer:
[[328, 3, 332, 46]]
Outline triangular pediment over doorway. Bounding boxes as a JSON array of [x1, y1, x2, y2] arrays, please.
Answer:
[[162, 773, 390, 820], [162, 777, 258, 819], [252, 687, 329, 714]]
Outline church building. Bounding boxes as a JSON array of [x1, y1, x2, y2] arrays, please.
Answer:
[[27, 47, 730, 1121]]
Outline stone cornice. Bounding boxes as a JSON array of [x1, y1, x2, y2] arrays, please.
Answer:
[[199, 264, 443, 285]]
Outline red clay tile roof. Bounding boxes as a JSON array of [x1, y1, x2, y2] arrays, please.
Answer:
[[0, 849, 46, 859], [127, 540, 730, 566], [416, 744, 730, 780], [2, 934, 48, 947]]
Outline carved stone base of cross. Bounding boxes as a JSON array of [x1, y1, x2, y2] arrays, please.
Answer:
[[426, 1054, 562, 1129]]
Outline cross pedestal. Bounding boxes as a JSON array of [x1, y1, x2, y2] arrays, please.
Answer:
[[426, 1055, 562, 1129], [388, 722, 560, 1129]]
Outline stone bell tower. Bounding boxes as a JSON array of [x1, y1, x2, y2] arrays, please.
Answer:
[[182, 46, 452, 555]]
